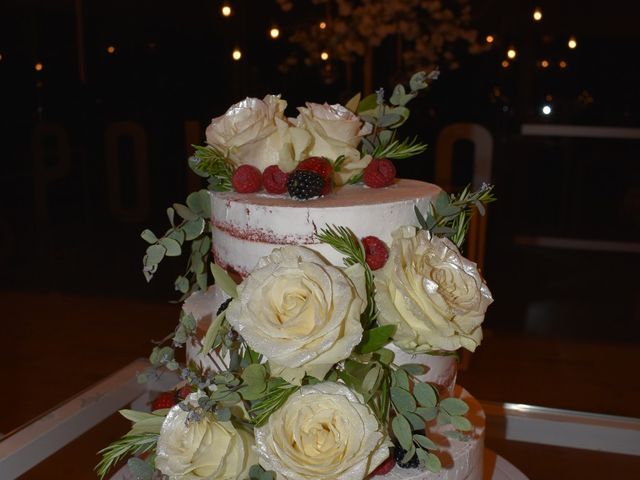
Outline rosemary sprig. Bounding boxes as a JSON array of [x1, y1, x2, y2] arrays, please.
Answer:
[[249, 378, 299, 427], [95, 432, 159, 479], [315, 225, 377, 328], [188, 144, 235, 192], [415, 183, 496, 248], [372, 136, 428, 160]]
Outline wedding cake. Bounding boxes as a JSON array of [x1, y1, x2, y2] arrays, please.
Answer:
[[97, 72, 494, 480]]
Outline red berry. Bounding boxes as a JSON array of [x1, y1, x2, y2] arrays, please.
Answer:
[[263, 165, 289, 194], [363, 158, 396, 188], [151, 391, 176, 411], [370, 455, 396, 477], [232, 165, 262, 193], [176, 386, 193, 400], [296, 157, 333, 195], [362, 236, 389, 270]]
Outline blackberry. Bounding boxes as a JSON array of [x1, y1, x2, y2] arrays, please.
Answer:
[[287, 170, 324, 199], [394, 445, 420, 469], [216, 298, 233, 316]]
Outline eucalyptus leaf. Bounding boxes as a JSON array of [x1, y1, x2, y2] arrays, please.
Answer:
[[357, 325, 396, 354], [242, 364, 267, 386], [173, 203, 197, 221], [414, 433, 437, 451], [444, 430, 467, 440], [180, 312, 196, 331], [127, 458, 154, 480], [357, 93, 378, 113], [168, 229, 185, 245], [198, 190, 212, 217], [184, 217, 206, 241], [404, 411, 426, 430], [210, 263, 238, 298], [399, 363, 427, 376], [410, 71, 428, 91], [416, 448, 430, 469], [414, 382, 438, 407], [392, 368, 410, 390], [215, 408, 232, 422], [378, 129, 393, 147], [416, 406, 438, 421], [376, 347, 395, 365], [159, 237, 181, 257], [390, 386, 416, 414], [199, 236, 211, 254], [175, 276, 189, 293], [432, 226, 456, 235], [401, 443, 416, 464], [392, 415, 413, 450], [378, 113, 403, 128], [187, 191, 203, 214], [167, 206, 176, 226], [437, 412, 451, 426], [196, 272, 208, 291], [119, 409, 162, 424], [440, 397, 469, 416], [450, 415, 473, 431], [362, 365, 381, 400], [389, 84, 406, 106], [145, 244, 166, 265], [140, 229, 157, 244], [192, 254, 205, 274], [425, 452, 442, 472]]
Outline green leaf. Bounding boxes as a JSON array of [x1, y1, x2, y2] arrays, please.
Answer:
[[416, 406, 438, 421], [375, 347, 395, 365], [425, 452, 442, 472], [392, 415, 413, 450], [404, 411, 426, 430], [184, 217, 206, 240], [242, 364, 267, 386], [173, 203, 197, 220], [127, 458, 154, 480], [410, 71, 428, 91], [140, 229, 157, 244], [440, 397, 469, 416], [378, 113, 403, 128], [414, 433, 437, 450], [399, 363, 427, 376], [159, 237, 181, 256], [200, 310, 226, 355], [215, 408, 232, 422], [211, 263, 238, 298], [345, 92, 361, 113], [198, 190, 212, 217], [119, 410, 160, 424], [450, 415, 473, 431], [166, 206, 175, 226], [392, 368, 410, 391], [362, 365, 381, 401], [175, 275, 189, 293], [401, 444, 416, 464], [357, 325, 396, 353], [196, 272, 208, 291], [414, 382, 438, 407], [391, 386, 416, 414], [389, 84, 406, 106], [145, 244, 166, 265], [357, 93, 378, 113], [187, 191, 203, 214], [168, 229, 185, 245]]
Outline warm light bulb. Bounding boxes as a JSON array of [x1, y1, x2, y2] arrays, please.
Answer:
[[533, 8, 542, 21], [35, 62, 43, 72], [559, 60, 567, 69], [232, 48, 242, 60], [541, 105, 552, 115], [486, 35, 494, 44], [507, 48, 517, 59], [107, 45, 116, 54], [540, 59, 549, 68], [568, 37, 577, 49], [270, 27, 280, 39], [320, 51, 329, 61], [501, 60, 510, 68], [222, 4, 232, 17], [0, 53, 3, 61], [319, 21, 327, 30]]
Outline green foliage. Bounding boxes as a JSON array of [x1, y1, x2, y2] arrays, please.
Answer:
[[415, 183, 496, 249], [249, 464, 276, 480], [126, 458, 154, 480], [95, 433, 159, 479], [248, 377, 299, 427], [189, 144, 235, 192]]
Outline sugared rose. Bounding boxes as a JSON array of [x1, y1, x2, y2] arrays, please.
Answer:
[[206, 95, 300, 171], [225, 246, 365, 384], [254, 382, 390, 480], [375, 226, 493, 352], [294, 102, 372, 184], [155, 393, 256, 480]]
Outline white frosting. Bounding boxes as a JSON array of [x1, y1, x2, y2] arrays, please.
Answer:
[[388, 344, 458, 397], [210, 179, 441, 276]]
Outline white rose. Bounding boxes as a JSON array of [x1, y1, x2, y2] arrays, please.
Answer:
[[225, 246, 365, 384], [375, 226, 493, 353], [156, 393, 257, 480], [294, 102, 372, 184], [254, 382, 390, 480], [205, 95, 299, 171]]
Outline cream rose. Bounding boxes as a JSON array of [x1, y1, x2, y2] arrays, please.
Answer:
[[375, 226, 493, 353], [206, 95, 301, 171], [294, 102, 372, 184], [254, 382, 390, 480], [225, 246, 365, 384], [155, 393, 257, 480]]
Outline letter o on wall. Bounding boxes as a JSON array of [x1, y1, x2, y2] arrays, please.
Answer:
[[105, 121, 150, 222]]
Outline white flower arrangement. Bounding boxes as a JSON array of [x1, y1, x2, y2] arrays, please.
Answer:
[[98, 75, 495, 480]]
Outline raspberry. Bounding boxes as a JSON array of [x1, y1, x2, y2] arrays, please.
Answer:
[[263, 165, 289, 194], [394, 445, 420, 469], [296, 157, 333, 195], [176, 386, 193, 400], [232, 165, 262, 193], [363, 158, 396, 188], [216, 297, 233, 316], [287, 170, 324, 200], [370, 455, 396, 476], [151, 391, 176, 411], [362, 236, 389, 270]]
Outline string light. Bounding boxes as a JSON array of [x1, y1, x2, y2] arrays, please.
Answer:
[[320, 51, 329, 61], [107, 45, 116, 54], [533, 8, 542, 21], [0, 53, 3, 62], [501, 60, 510, 68], [319, 21, 327, 30], [232, 48, 242, 60], [545, 94, 553, 101], [270, 27, 280, 39], [568, 36, 577, 49], [559, 60, 568, 69], [540, 59, 549, 68], [541, 105, 552, 115], [507, 47, 517, 59], [35, 62, 43, 72], [485, 35, 494, 44], [222, 4, 232, 17]]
